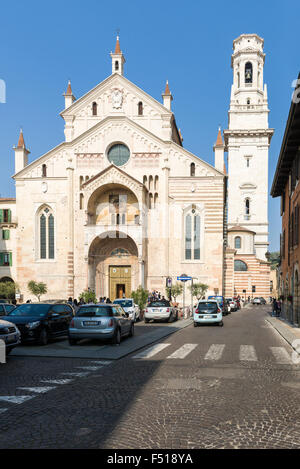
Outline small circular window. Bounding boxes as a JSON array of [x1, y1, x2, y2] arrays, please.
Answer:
[[107, 144, 130, 167]]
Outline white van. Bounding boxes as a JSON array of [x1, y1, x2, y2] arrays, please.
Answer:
[[193, 300, 223, 327]]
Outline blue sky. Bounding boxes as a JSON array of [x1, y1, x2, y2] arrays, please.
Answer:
[[0, 0, 299, 251]]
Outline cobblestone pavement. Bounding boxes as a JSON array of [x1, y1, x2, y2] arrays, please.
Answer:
[[0, 305, 300, 449]]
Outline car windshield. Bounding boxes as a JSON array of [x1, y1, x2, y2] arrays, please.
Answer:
[[197, 302, 218, 312], [113, 300, 133, 308], [149, 301, 170, 307], [8, 304, 50, 317], [76, 306, 113, 317], [5, 305, 16, 313]]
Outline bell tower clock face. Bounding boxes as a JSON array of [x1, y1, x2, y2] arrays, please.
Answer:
[[107, 144, 130, 166]]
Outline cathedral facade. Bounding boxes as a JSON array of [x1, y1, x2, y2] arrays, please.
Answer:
[[0, 34, 272, 302]]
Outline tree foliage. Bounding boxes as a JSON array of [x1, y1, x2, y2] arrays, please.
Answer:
[[0, 281, 18, 300], [165, 282, 183, 301], [269, 251, 280, 270], [131, 286, 149, 311], [188, 282, 209, 300], [79, 290, 97, 304], [27, 281, 48, 302]]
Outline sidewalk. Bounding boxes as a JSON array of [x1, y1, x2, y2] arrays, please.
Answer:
[[266, 314, 300, 352]]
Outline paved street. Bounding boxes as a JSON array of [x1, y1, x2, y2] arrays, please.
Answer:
[[0, 304, 300, 449]]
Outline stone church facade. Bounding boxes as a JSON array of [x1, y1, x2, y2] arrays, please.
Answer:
[[0, 34, 272, 302]]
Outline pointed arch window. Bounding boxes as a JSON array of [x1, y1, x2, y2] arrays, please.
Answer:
[[92, 102, 97, 116], [185, 207, 201, 260], [38, 206, 55, 260], [245, 62, 253, 84]]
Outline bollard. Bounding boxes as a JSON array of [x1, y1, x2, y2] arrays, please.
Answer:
[[0, 339, 6, 364]]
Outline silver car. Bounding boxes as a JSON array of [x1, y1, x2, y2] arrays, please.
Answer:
[[0, 319, 21, 355], [68, 303, 134, 345], [144, 300, 178, 323]]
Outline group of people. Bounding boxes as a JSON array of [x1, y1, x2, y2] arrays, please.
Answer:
[[148, 291, 167, 303], [67, 296, 112, 311], [272, 298, 281, 317]]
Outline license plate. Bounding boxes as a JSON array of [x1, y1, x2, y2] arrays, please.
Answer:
[[83, 321, 99, 326], [153, 309, 160, 312], [204, 315, 211, 319]]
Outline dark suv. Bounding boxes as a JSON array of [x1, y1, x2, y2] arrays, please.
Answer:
[[3, 303, 74, 345]]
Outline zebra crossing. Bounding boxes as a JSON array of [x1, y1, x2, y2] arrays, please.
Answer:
[[132, 343, 299, 365], [0, 360, 112, 414]]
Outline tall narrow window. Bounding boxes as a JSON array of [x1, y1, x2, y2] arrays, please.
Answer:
[[38, 206, 55, 260], [115, 61, 119, 71], [245, 62, 253, 84], [190, 163, 195, 177], [235, 236, 241, 249], [42, 164, 47, 177], [185, 208, 201, 260], [245, 198, 250, 220], [92, 102, 97, 116], [138, 102, 143, 116]]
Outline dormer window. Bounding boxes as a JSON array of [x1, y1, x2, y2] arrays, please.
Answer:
[[138, 102, 143, 116], [245, 62, 253, 84], [92, 102, 97, 116]]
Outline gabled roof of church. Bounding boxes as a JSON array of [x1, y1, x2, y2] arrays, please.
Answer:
[[60, 72, 173, 118], [81, 164, 146, 190]]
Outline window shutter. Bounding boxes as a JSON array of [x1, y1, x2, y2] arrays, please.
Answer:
[[9, 252, 12, 266], [0, 252, 3, 266], [0, 210, 3, 223], [8, 209, 11, 223]]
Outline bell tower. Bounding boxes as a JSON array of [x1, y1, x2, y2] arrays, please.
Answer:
[[224, 34, 274, 261], [110, 35, 125, 76]]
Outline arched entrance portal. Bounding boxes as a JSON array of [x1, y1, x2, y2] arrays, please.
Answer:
[[88, 233, 139, 301]]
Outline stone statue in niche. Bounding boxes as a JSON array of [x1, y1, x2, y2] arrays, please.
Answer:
[[111, 89, 123, 109]]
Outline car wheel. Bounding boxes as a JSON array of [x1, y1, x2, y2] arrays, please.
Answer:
[[144, 318, 149, 323], [112, 328, 121, 345], [68, 338, 77, 346], [218, 321, 224, 327], [129, 323, 134, 337], [38, 328, 48, 346], [194, 322, 198, 327]]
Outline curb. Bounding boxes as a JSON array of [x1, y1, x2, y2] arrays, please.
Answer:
[[265, 316, 300, 352]]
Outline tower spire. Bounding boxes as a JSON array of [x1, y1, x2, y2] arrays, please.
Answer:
[[63, 79, 76, 109], [162, 80, 173, 110], [110, 34, 126, 76]]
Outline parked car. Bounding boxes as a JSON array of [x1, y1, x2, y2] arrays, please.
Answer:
[[144, 300, 178, 323], [207, 295, 228, 315], [3, 303, 74, 345], [68, 303, 134, 345], [194, 300, 223, 327], [260, 297, 266, 305], [0, 318, 21, 355], [0, 303, 16, 316], [113, 298, 140, 322], [225, 298, 237, 312], [253, 297, 262, 305]]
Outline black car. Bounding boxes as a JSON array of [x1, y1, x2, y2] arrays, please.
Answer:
[[0, 303, 16, 317], [3, 303, 74, 345]]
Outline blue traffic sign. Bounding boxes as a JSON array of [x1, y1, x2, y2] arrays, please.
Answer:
[[177, 276, 192, 282]]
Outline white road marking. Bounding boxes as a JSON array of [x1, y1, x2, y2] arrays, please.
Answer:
[[0, 408, 8, 413], [204, 344, 225, 361], [167, 344, 198, 359], [240, 345, 258, 361], [40, 379, 73, 385], [132, 343, 171, 359], [60, 372, 90, 378], [76, 366, 105, 371], [87, 361, 111, 366], [18, 387, 56, 394], [0, 396, 34, 404], [270, 347, 293, 364]]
